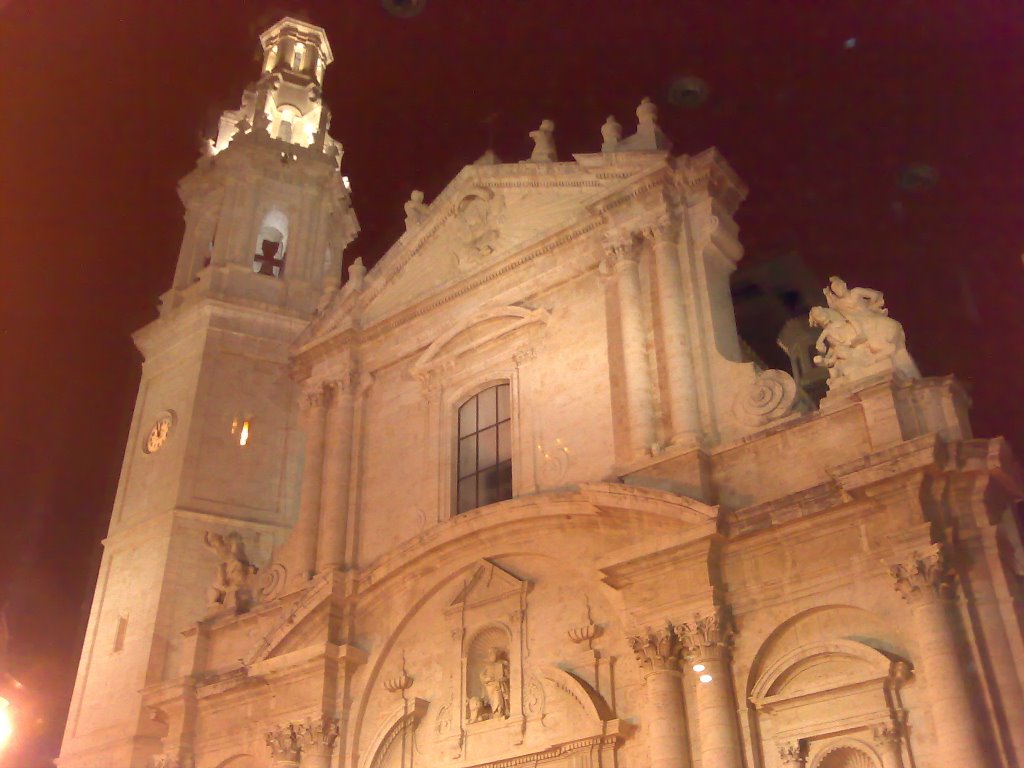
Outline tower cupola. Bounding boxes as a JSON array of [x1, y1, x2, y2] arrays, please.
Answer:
[[208, 17, 338, 154]]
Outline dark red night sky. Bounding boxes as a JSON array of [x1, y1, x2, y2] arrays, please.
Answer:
[[1, 1, 1022, 764]]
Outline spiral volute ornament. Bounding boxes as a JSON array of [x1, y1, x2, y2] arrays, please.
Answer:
[[733, 369, 798, 427]]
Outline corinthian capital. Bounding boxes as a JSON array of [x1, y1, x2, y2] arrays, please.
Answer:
[[675, 607, 734, 662], [628, 622, 683, 673], [297, 715, 340, 755], [777, 741, 805, 767], [326, 370, 357, 398], [638, 211, 678, 244], [601, 229, 640, 265], [266, 722, 301, 762], [889, 544, 951, 603], [300, 382, 331, 412]]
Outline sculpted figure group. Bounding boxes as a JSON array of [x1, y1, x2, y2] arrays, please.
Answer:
[[809, 276, 919, 387]]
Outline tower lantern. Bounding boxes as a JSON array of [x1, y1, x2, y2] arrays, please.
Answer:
[[209, 17, 337, 154]]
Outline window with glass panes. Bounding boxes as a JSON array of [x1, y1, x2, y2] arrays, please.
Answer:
[[457, 383, 512, 514]]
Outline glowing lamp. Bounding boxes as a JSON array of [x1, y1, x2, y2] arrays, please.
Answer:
[[0, 696, 13, 751], [699, 673, 713, 684], [692, 662, 706, 673]]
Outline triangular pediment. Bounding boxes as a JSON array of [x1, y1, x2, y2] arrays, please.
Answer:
[[446, 559, 529, 613], [300, 154, 670, 350], [245, 571, 334, 665]]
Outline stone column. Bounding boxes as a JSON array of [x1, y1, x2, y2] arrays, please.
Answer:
[[604, 233, 655, 458], [266, 722, 301, 768], [629, 624, 692, 768], [676, 609, 743, 768], [294, 384, 330, 583], [316, 374, 355, 571], [642, 215, 700, 447], [872, 723, 905, 768], [889, 544, 989, 767], [777, 741, 805, 768], [297, 716, 340, 768]]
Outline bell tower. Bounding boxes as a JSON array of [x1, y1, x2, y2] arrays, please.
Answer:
[[57, 18, 357, 768]]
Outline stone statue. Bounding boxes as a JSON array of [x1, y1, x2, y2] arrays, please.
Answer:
[[204, 531, 259, 614], [601, 115, 622, 151], [404, 190, 429, 230], [529, 119, 557, 162], [809, 276, 919, 388], [466, 696, 484, 723], [636, 96, 658, 126], [478, 646, 510, 719]]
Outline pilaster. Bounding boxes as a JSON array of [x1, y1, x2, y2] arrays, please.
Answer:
[[888, 544, 990, 766], [602, 231, 655, 461], [317, 370, 356, 571], [641, 212, 700, 447]]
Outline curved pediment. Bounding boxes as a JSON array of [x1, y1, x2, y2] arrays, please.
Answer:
[[410, 304, 549, 381], [749, 639, 896, 706]]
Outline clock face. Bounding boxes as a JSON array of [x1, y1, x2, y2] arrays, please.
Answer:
[[144, 416, 173, 454]]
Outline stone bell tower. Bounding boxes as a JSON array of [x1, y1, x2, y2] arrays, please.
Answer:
[[57, 18, 357, 768]]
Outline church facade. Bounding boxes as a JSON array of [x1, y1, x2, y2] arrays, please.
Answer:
[[57, 18, 1024, 768]]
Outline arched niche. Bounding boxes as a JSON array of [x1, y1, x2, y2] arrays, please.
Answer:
[[747, 607, 911, 768], [465, 624, 512, 723], [810, 740, 883, 768]]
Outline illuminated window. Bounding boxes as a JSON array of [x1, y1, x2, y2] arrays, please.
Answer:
[[113, 614, 128, 653], [292, 42, 306, 70], [315, 57, 325, 83], [456, 383, 512, 514], [231, 417, 252, 446]]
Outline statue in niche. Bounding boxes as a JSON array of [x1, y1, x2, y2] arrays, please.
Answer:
[[479, 646, 510, 719], [404, 190, 429, 230], [204, 531, 259, 614], [809, 276, 919, 387]]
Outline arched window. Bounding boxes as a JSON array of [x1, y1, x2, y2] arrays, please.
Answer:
[[456, 383, 512, 514], [253, 210, 288, 277]]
